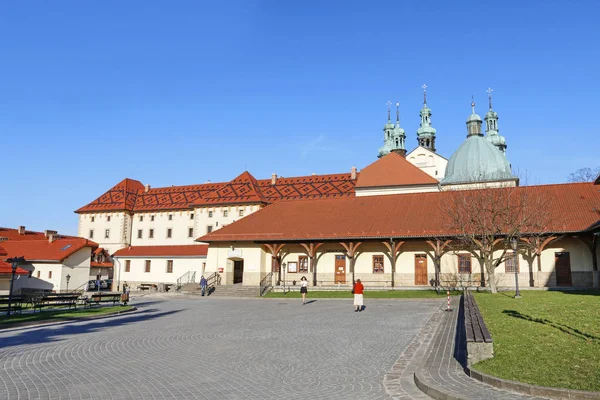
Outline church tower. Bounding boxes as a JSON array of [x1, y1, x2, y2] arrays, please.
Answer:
[[416, 84, 437, 152], [484, 88, 507, 154], [378, 101, 406, 158], [466, 96, 483, 137]]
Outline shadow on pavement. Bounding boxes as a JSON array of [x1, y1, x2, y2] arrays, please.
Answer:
[[0, 308, 183, 350]]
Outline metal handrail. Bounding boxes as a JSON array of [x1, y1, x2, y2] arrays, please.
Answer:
[[176, 271, 197, 290], [205, 272, 219, 295], [259, 272, 273, 296]]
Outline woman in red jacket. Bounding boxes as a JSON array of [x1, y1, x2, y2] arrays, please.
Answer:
[[353, 279, 364, 312]]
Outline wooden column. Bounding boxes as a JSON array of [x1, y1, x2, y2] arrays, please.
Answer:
[[425, 239, 452, 290], [576, 234, 599, 288], [339, 241, 363, 283], [521, 236, 557, 287], [299, 242, 324, 287], [382, 240, 404, 288], [262, 243, 285, 285]]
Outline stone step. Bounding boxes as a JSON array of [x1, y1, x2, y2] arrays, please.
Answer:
[[208, 285, 260, 297]]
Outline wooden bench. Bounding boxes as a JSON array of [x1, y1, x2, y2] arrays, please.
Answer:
[[0, 295, 24, 314], [463, 290, 494, 366], [137, 283, 157, 291], [86, 293, 122, 307], [33, 294, 80, 313]]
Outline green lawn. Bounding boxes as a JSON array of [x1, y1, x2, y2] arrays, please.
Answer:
[[265, 290, 460, 299], [473, 291, 600, 392], [0, 305, 134, 327]]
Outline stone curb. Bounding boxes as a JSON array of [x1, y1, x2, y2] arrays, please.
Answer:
[[414, 371, 464, 400], [467, 368, 600, 400], [0, 306, 138, 332]]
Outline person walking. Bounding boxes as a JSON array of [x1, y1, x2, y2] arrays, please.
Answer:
[[200, 275, 207, 296], [300, 276, 308, 305], [352, 279, 364, 312]]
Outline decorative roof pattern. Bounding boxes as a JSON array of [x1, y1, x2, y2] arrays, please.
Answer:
[[192, 171, 268, 206], [197, 182, 600, 242], [356, 152, 438, 188], [77, 172, 357, 213], [113, 244, 209, 257], [75, 178, 145, 213]]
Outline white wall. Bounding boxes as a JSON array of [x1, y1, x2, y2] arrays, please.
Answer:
[[407, 146, 448, 180], [78, 212, 133, 254], [204, 235, 598, 288], [115, 256, 207, 286], [355, 184, 439, 197]]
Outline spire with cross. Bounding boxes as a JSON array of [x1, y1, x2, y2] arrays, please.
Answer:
[[386, 101, 392, 122], [422, 84, 427, 105], [395, 102, 400, 125], [487, 87, 493, 110], [471, 95, 476, 114]]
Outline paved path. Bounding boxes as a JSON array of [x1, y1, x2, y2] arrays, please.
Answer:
[[0, 296, 442, 400], [414, 297, 548, 400]]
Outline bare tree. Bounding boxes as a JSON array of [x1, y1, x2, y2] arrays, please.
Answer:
[[568, 167, 600, 183], [442, 183, 553, 294]]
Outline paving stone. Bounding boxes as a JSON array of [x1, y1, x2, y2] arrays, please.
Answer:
[[0, 297, 443, 400]]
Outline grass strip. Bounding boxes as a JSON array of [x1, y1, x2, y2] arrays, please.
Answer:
[[473, 291, 600, 392], [0, 306, 135, 326]]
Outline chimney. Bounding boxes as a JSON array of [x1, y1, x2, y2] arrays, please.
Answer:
[[351, 166, 357, 180], [44, 230, 58, 238], [48, 233, 59, 243], [145, 184, 151, 192], [271, 173, 277, 185], [18, 226, 26, 235], [311, 173, 316, 176]]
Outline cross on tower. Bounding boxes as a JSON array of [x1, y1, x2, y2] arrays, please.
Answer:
[[487, 87, 493, 109], [386, 101, 392, 121]]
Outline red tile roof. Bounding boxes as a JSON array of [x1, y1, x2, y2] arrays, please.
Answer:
[[192, 171, 268, 206], [75, 178, 145, 213], [356, 152, 439, 188], [0, 227, 48, 241], [112, 244, 209, 257], [91, 261, 114, 268], [0, 260, 29, 275], [1, 237, 98, 262], [197, 182, 600, 242], [76, 171, 357, 213]]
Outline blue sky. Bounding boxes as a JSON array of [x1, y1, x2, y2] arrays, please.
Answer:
[[2, 1, 599, 235]]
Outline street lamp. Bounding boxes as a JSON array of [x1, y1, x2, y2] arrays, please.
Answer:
[[510, 237, 521, 298], [66, 274, 71, 292], [6, 256, 25, 317], [282, 262, 287, 293]]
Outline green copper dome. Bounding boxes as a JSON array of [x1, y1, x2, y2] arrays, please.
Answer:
[[441, 135, 516, 185]]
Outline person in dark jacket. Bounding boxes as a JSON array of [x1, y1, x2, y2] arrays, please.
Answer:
[[200, 276, 208, 296]]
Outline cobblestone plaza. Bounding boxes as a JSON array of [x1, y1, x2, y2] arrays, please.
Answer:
[[0, 297, 443, 399]]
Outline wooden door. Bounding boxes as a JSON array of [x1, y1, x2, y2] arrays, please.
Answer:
[[414, 254, 428, 285], [334, 255, 346, 284], [233, 260, 244, 284], [554, 252, 572, 286]]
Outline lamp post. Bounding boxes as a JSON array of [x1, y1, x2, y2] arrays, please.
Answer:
[[510, 237, 521, 298], [66, 274, 71, 292], [282, 262, 287, 293], [6, 256, 25, 317]]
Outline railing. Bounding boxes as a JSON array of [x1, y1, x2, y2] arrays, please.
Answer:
[[259, 272, 273, 296], [176, 271, 197, 291], [205, 272, 220, 295]]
